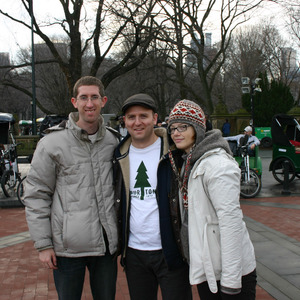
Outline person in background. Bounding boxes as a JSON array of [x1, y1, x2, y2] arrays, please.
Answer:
[[114, 93, 192, 300], [24, 76, 119, 300], [115, 115, 128, 139], [224, 126, 260, 156], [161, 116, 169, 128], [222, 119, 231, 137], [156, 119, 163, 127], [167, 99, 257, 300], [205, 114, 212, 131]]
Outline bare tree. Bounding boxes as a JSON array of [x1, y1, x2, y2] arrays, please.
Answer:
[[104, 39, 180, 118], [268, 0, 300, 99], [220, 26, 266, 112], [274, 0, 300, 45], [0, 0, 159, 114], [223, 22, 299, 111], [0, 52, 33, 116], [155, 0, 264, 114], [287, 2, 300, 45], [260, 23, 299, 86]]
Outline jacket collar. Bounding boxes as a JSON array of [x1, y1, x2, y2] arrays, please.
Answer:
[[190, 129, 232, 164], [115, 127, 169, 159], [66, 112, 107, 142]]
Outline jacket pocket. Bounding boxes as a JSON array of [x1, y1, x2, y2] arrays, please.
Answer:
[[202, 221, 222, 293], [206, 223, 221, 274]]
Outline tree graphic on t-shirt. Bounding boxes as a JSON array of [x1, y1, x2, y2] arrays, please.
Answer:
[[134, 161, 151, 200]]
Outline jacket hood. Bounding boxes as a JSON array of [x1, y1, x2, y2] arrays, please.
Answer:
[[45, 112, 106, 142], [190, 129, 232, 164]]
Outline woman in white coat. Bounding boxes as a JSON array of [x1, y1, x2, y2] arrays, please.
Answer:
[[167, 100, 257, 299]]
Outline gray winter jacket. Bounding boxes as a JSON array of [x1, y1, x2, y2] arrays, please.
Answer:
[[25, 112, 119, 257]]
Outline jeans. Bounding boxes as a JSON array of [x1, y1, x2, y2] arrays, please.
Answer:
[[197, 269, 257, 300], [125, 247, 192, 300], [53, 254, 117, 300]]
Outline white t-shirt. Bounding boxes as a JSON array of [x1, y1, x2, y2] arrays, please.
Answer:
[[128, 138, 162, 250], [88, 132, 98, 143]]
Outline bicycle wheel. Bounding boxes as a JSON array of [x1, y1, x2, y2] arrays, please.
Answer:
[[1, 169, 21, 198], [272, 158, 296, 184], [17, 176, 27, 206], [240, 168, 261, 198]]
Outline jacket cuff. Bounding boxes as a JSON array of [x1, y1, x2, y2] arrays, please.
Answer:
[[34, 239, 53, 251], [220, 285, 241, 295]]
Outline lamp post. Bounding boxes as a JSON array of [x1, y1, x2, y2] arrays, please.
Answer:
[[241, 77, 262, 135], [30, 0, 37, 135]]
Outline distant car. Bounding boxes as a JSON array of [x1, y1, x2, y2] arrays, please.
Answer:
[[39, 114, 68, 137], [255, 127, 272, 148]]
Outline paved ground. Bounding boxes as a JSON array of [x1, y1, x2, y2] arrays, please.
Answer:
[[1, 160, 300, 299]]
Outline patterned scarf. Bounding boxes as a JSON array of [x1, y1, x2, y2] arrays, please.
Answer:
[[168, 145, 195, 209]]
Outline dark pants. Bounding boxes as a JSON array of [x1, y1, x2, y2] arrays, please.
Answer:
[[125, 247, 192, 300], [197, 269, 257, 300], [247, 146, 255, 157], [53, 254, 117, 300]]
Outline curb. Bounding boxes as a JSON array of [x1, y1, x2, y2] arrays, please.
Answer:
[[0, 197, 24, 208]]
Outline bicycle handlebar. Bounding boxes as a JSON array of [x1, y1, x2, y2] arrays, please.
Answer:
[[0, 142, 21, 157]]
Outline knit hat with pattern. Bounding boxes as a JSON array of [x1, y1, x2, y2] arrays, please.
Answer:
[[168, 99, 206, 144]]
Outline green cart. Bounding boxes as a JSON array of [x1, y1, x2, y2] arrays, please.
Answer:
[[255, 127, 272, 148]]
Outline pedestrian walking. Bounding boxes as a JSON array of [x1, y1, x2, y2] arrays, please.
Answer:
[[222, 119, 231, 137]]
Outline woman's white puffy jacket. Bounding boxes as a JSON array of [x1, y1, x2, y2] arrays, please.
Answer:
[[25, 112, 119, 257], [188, 147, 256, 293]]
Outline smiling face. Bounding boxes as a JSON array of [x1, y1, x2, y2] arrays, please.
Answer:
[[169, 122, 196, 153], [124, 105, 158, 148], [71, 85, 107, 133]]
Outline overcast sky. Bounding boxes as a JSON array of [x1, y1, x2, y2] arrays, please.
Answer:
[[0, 0, 64, 57], [0, 0, 290, 60]]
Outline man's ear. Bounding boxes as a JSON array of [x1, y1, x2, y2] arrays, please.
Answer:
[[153, 113, 158, 125], [71, 97, 78, 109], [101, 96, 108, 107]]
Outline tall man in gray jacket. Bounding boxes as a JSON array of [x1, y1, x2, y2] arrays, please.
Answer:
[[24, 76, 119, 300]]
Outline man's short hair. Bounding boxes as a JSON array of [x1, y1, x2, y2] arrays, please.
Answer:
[[73, 76, 105, 98]]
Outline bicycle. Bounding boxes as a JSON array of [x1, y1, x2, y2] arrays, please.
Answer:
[[0, 147, 10, 187], [17, 175, 26, 206], [238, 143, 261, 198], [1, 131, 22, 201], [16, 154, 33, 206]]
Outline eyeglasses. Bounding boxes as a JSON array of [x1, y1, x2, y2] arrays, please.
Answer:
[[77, 95, 102, 102], [168, 124, 191, 134]]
